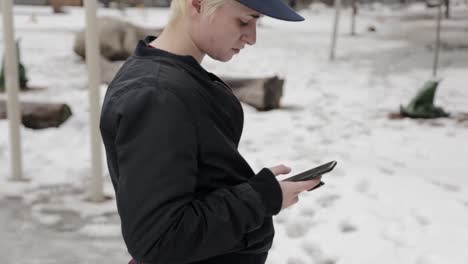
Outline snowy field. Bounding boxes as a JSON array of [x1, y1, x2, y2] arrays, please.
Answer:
[[1, 3, 468, 264]]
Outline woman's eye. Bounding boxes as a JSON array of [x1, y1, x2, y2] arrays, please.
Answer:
[[239, 20, 249, 26]]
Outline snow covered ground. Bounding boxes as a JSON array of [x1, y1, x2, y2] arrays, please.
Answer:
[[1, 3, 467, 264]]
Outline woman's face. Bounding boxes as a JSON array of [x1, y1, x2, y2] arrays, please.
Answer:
[[191, 0, 261, 62]]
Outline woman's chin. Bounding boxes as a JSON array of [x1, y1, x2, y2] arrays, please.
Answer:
[[209, 52, 235, 62], [220, 56, 234, 62], [210, 55, 233, 62]]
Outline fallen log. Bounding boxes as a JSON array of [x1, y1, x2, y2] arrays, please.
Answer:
[[74, 17, 163, 61], [0, 100, 72, 129], [100, 58, 123, 85], [222, 76, 284, 111]]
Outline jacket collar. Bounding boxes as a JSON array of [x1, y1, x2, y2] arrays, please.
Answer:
[[134, 36, 211, 79]]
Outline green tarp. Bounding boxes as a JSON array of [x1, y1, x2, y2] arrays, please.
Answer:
[[400, 80, 450, 118]]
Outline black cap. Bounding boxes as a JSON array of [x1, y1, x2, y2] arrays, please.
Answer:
[[237, 0, 304, 22]]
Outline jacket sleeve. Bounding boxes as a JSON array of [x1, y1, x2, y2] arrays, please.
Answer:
[[104, 86, 283, 263]]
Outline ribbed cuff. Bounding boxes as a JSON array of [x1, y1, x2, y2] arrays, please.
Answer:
[[248, 168, 283, 216]]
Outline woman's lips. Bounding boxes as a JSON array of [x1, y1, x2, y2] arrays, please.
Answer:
[[233, 48, 240, 54]]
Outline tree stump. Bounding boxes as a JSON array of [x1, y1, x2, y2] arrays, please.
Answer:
[[0, 100, 72, 129]]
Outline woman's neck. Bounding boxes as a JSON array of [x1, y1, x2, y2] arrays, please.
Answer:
[[149, 21, 205, 64]]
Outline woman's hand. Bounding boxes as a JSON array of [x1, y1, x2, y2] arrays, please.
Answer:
[[268, 164, 322, 210]]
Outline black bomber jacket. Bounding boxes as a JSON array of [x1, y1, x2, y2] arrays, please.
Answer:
[[99, 36, 283, 264]]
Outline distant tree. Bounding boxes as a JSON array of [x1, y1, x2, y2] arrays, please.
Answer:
[[49, 0, 64, 14], [445, 0, 450, 18], [289, 0, 297, 9], [330, 0, 342, 60], [350, 0, 358, 36], [426, 0, 449, 18], [100, 0, 112, 8]]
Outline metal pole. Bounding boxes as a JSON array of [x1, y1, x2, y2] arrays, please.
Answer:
[[330, 0, 342, 61], [84, 0, 104, 202], [432, 0, 442, 78], [350, 0, 357, 36], [445, 0, 449, 19], [1, 0, 26, 181]]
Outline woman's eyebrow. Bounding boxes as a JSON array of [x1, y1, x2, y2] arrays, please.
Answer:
[[249, 14, 262, 19]]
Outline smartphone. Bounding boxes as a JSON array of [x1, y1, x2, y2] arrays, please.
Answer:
[[283, 160, 337, 191]]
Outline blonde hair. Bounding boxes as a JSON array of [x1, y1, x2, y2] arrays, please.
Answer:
[[169, 0, 227, 24]]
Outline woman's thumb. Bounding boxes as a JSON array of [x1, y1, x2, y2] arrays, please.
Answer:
[[269, 164, 291, 176]]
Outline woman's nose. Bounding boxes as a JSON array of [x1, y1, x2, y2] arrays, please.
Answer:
[[241, 24, 257, 46]]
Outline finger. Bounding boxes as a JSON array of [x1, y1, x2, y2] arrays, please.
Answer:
[[269, 164, 291, 176], [287, 196, 299, 206], [275, 164, 291, 175], [307, 181, 325, 192], [293, 196, 299, 204], [296, 178, 322, 191]]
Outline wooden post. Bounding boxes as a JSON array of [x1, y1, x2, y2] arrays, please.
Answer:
[[432, 0, 442, 78], [444, 0, 450, 19], [350, 0, 357, 36], [330, 0, 342, 61], [84, 0, 105, 202], [1, 0, 26, 181]]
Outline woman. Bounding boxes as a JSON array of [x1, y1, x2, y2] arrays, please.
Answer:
[[100, 0, 322, 263]]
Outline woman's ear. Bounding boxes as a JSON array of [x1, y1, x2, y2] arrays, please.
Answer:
[[189, 0, 202, 15]]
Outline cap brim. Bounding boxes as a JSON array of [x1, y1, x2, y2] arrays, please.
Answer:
[[237, 0, 304, 22]]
